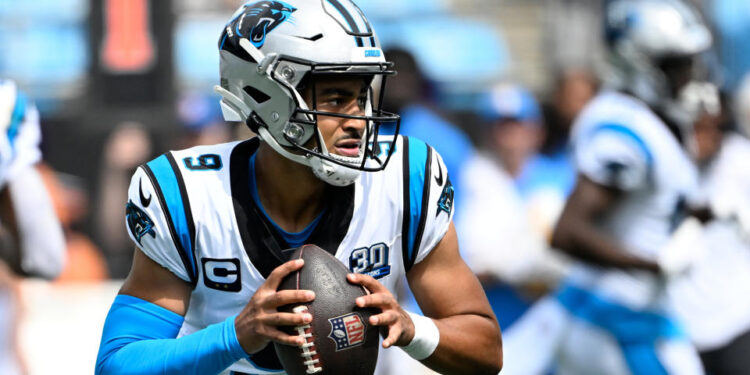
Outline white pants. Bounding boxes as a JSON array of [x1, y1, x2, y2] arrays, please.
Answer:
[[503, 287, 705, 375]]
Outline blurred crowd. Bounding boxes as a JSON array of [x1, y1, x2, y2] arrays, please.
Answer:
[[3, 0, 750, 374]]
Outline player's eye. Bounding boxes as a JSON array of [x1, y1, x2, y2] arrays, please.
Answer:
[[319, 96, 343, 108]]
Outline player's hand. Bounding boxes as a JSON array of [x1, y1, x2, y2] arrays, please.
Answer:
[[235, 259, 316, 354], [656, 217, 706, 278], [710, 183, 750, 241], [346, 273, 415, 349]]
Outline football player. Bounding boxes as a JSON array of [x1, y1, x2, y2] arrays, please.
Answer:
[[0, 79, 66, 375], [670, 79, 750, 375], [507, 1, 712, 374], [95, 1, 502, 375]]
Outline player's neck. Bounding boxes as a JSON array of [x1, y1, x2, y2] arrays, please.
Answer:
[[254, 144, 327, 232]]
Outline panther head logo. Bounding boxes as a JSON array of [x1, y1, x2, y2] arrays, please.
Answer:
[[233, 1, 297, 48], [126, 200, 156, 245]]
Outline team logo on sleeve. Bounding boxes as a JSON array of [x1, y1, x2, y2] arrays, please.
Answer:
[[437, 178, 454, 217], [328, 313, 366, 351], [126, 200, 156, 245]]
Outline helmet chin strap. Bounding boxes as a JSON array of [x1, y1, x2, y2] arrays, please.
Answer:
[[256, 127, 361, 186]]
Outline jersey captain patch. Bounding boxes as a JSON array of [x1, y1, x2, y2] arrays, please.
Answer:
[[126, 200, 156, 245]]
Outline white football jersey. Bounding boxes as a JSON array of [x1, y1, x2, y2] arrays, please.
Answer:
[[669, 133, 750, 351], [0, 79, 42, 189], [568, 91, 699, 309], [125, 135, 453, 374]]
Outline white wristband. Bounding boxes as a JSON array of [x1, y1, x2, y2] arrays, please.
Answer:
[[401, 311, 440, 360]]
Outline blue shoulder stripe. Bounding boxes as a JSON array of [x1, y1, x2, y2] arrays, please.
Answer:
[[7, 90, 27, 149], [400, 137, 432, 272], [589, 123, 653, 166], [144, 153, 198, 285]]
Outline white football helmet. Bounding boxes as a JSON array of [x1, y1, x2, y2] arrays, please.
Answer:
[[604, 0, 712, 127], [215, 0, 400, 186]]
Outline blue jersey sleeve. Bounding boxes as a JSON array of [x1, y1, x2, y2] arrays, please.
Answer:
[[96, 295, 248, 375]]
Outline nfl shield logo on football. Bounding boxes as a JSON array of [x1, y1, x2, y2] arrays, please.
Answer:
[[327, 312, 366, 351]]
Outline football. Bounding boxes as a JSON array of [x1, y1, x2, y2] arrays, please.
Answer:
[[274, 244, 380, 375]]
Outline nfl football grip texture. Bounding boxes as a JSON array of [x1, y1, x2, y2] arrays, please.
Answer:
[[275, 244, 379, 375]]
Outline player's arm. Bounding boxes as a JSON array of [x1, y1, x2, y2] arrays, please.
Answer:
[[96, 164, 315, 375], [97, 249, 316, 375], [0, 85, 65, 279], [349, 223, 502, 375], [551, 174, 660, 272], [0, 164, 66, 279]]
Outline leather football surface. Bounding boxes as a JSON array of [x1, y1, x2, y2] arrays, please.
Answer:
[[274, 244, 379, 375]]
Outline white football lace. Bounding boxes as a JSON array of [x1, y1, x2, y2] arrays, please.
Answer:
[[293, 305, 322, 374]]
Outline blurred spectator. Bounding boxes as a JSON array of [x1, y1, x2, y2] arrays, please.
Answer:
[[466, 83, 569, 328], [94, 95, 230, 278], [175, 93, 232, 149], [540, 68, 598, 157], [525, 69, 597, 239], [94, 122, 154, 278], [380, 48, 474, 193], [38, 165, 109, 283], [477, 83, 544, 179]]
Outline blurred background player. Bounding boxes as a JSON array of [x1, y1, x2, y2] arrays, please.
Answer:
[[0, 79, 65, 374], [668, 78, 750, 375], [505, 0, 714, 374]]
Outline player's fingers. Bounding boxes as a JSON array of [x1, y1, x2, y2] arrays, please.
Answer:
[[265, 289, 315, 308], [355, 292, 395, 309], [261, 311, 313, 327], [263, 326, 307, 347], [347, 273, 386, 292], [369, 309, 399, 327], [381, 322, 403, 349], [264, 259, 304, 290]]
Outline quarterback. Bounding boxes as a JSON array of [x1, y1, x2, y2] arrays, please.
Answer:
[[95, 1, 502, 375]]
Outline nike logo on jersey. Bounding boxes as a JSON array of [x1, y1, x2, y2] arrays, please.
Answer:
[[435, 161, 444, 187], [139, 178, 152, 207]]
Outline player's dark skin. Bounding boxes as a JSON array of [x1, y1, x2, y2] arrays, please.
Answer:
[[551, 174, 662, 273], [120, 76, 502, 375]]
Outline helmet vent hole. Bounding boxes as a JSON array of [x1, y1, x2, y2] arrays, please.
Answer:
[[308, 33, 323, 41], [243, 86, 271, 104]]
